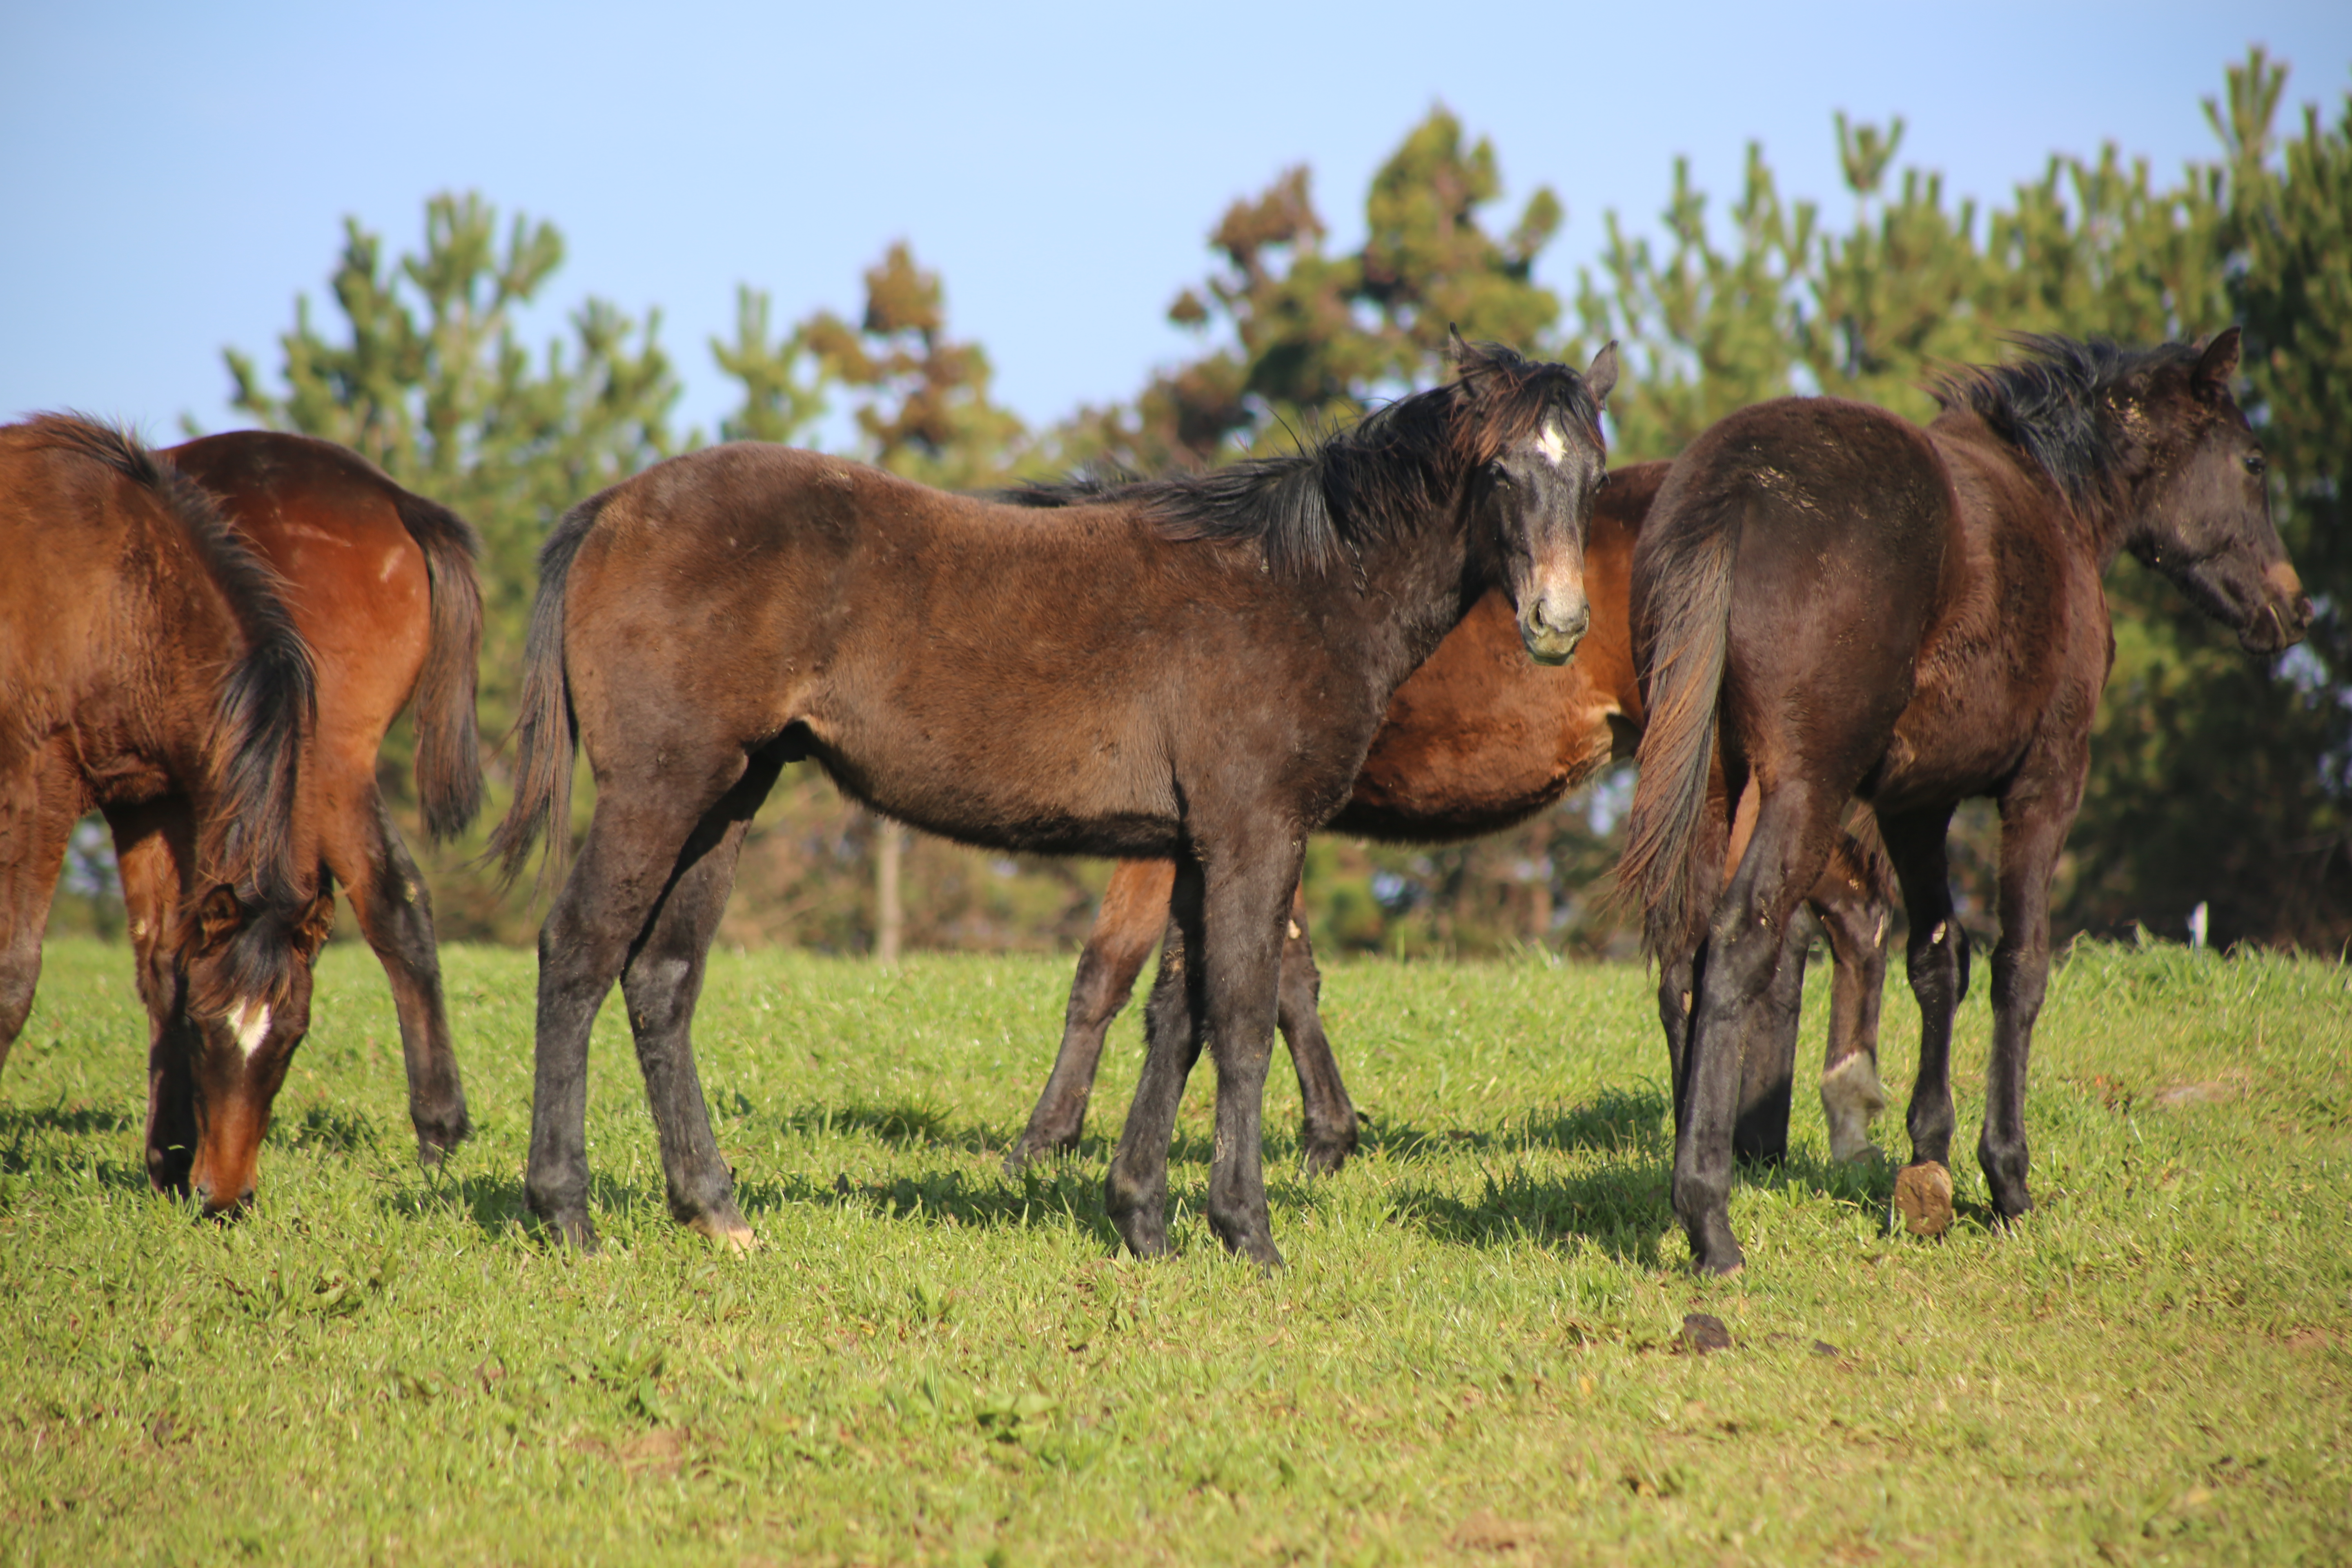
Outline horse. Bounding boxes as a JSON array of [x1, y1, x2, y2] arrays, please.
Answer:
[[151, 431, 483, 1175], [1622, 330, 2311, 1274], [0, 415, 325, 1215], [1007, 461, 1898, 1178], [489, 337, 1619, 1263]]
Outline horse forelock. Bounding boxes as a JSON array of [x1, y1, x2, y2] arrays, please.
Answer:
[[1447, 341, 1606, 468], [1930, 334, 2205, 510]]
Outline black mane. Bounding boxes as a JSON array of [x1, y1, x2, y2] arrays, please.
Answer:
[[1006, 342, 1604, 577], [1931, 334, 2203, 506]]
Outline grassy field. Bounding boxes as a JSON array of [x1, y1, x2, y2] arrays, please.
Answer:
[[1, 934, 2346, 1566]]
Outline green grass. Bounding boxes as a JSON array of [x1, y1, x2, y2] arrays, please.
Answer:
[[2, 935, 2347, 1566]]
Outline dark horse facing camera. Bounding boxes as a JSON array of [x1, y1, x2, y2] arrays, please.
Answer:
[[490, 337, 1616, 1264], [1623, 328, 2309, 1275]]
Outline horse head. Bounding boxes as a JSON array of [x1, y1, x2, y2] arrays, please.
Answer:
[[2126, 327, 2312, 656], [171, 881, 337, 1216], [1450, 334, 1617, 665]]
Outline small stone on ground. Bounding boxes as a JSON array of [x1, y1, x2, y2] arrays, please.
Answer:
[[1679, 1312, 1733, 1354]]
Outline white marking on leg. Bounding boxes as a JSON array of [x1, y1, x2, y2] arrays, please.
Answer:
[[1930, 920, 1948, 944], [1820, 1054, 1889, 1163], [232, 998, 272, 1059], [1873, 912, 1888, 944]]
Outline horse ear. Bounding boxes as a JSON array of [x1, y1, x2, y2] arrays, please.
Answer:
[[195, 884, 246, 948], [1447, 325, 1471, 369], [293, 891, 337, 963], [2194, 327, 2241, 399], [1586, 341, 1620, 410]]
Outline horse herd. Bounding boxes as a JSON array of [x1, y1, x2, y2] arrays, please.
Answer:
[[0, 330, 2308, 1275]]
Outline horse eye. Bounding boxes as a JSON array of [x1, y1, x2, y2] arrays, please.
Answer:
[[2243, 451, 2267, 476]]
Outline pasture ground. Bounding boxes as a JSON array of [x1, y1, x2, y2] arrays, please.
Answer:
[[1, 935, 2347, 1565]]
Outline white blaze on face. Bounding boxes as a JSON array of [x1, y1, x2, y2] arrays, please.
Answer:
[[232, 998, 273, 1060], [1533, 421, 1569, 466]]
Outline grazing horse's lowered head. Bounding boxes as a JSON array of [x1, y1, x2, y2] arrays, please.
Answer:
[[1936, 327, 2311, 655]]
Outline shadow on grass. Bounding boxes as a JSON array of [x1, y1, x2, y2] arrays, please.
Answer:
[[735, 1163, 1124, 1249], [270, 1103, 380, 1156], [0, 1102, 138, 1139], [1386, 1162, 1677, 1266], [1370, 1085, 1670, 1162], [773, 1099, 999, 1155]]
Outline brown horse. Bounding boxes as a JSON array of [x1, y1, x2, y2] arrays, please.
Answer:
[[0, 416, 325, 1214], [1624, 331, 2310, 1274], [146, 432, 483, 1180], [491, 339, 1618, 1263], [1009, 461, 1896, 1176]]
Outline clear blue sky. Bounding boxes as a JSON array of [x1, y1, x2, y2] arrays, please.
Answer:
[[4, 2, 2345, 444]]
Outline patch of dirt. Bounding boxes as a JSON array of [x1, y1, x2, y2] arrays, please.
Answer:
[[1676, 1313, 1733, 1355], [1893, 1162, 1953, 1237], [1450, 1511, 1537, 1552], [2152, 1081, 2240, 1109]]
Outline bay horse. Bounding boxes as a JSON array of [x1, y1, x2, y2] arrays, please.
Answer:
[[490, 338, 1619, 1263], [1623, 330, 2311, 1274], [151, 432, 483, 1180], [0, 416, 325, 1214], [1008, 461, 1898, 1175]]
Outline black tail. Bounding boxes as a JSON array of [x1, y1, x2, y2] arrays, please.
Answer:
[[486, 495, 605, 891], [392, 489, 486, 840], [1618, 492, 1741, 960]]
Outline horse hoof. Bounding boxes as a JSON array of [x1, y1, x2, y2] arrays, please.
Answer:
[[1300, 1133, 1356, 1177], [1894, 1160, 1955, 1237], [690, 1214, 760, 1252]]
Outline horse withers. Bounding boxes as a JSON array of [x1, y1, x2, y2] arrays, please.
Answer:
[[491, 338, 1617, 1264], [0, 416, 324, 1215], [1624, 330, 2310, 1274], [156, 432, 483, 1176], [1011, 461, 1897, 1176]]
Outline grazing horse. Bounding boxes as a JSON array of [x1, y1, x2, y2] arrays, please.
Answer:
[[151, 432, 483, 1169], [1009, 461, 1897, 1174], [1623, 331, 2310, 1274], [490, 339, 1618, 1263], [0, 416, 325, 1214]]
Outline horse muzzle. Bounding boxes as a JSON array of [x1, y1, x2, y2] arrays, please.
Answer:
[[2242, 562, 2313, 655], [1519, 592, 1590, 666]]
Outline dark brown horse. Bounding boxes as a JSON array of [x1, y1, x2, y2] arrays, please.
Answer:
[[1010, 461, 1896, 1176], [0, 416, 325, 1213], [145, 432, 483, 1183], [1624, 331, 2310, 1274], [491, 339, 1619, 1263]]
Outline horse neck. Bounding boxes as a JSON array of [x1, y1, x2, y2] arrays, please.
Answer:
[[1345, 484, 1486, 695]]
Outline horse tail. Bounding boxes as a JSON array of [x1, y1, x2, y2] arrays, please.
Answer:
[[391, 488, 486, 841], [486, 495, 604, 891], [1618, 490, 1742, 962]]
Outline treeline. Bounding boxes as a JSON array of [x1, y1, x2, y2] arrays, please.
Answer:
[[200, 49, 2352, 957]]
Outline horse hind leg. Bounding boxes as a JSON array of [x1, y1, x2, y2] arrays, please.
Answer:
[[1276, 884, 1360, 1175], [1009, 858, 1172, 1171], [526, 745, 769, 1250], [334, 795, 471, 1162], [1675, 778, 1847, 1274], [615, 748, 788, 1249], [0, 747, 86, 1062], [1732, 906, 1813, 1167]]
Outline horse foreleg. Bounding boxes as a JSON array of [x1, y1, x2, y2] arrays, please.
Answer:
[[1980, 763, 2084, 1225], [1811, 841, 1892, 1164], [1011, 857, 1172, 1169], [106, 801, 199, 1195], [617, 753, 782, 1250], [1105, 870, 1206, 1258], [1194, 841, 1299, 1268], [1276, 886, 1359, 1175], [1874, 805, 1963, 1236], [334, 797, 471, 1163]]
